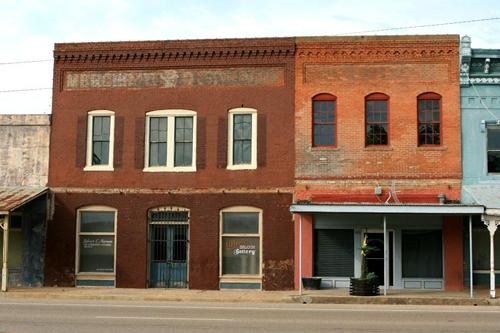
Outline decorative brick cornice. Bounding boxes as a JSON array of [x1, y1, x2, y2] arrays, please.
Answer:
[[54, 37, 296, 63], [296, 35, 459, 62]]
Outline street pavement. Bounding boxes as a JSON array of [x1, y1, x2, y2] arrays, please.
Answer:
[[1, 298, 500, 333]]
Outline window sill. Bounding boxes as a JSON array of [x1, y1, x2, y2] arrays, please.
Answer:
[[219, 275, 262, 281], [76, 273, 115, 277], [83, 165, 114, 172], [310, 146, 340, 151], [143, 166, 197, 173], [364, 146, 393, 151], [416, 146, 448, 151], [227, 164, 257, 171]]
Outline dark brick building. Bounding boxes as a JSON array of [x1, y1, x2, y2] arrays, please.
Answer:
[[46, 38, 295, 290]]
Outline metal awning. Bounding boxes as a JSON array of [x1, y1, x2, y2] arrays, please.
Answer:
[[0, 187, 48, 214], [290, 203, 484, 215]]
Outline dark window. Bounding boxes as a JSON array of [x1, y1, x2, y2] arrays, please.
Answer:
[[174, 117, 193, 166], [488, 127, 500, 173], [233, 114, 252, 164], [92, 116, 110, 165], [366, 93, 389, 145], [418, 93, 441, 145], [402, 230, 442, 278], [149, 117, 168, 166], [313, 94, 336, 147], [222, 212, 259, 234]]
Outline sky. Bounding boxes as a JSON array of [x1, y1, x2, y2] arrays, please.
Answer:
[[1, 0, 499, 115]]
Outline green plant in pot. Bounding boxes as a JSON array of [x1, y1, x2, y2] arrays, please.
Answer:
[[350, 235, 380, 296]]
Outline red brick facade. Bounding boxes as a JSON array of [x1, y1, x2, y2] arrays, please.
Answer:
[[47, 38, 296, 290], [294, 36, 461, 203]]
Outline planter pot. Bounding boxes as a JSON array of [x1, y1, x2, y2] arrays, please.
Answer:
[[302, 277, 322, 290], [349, 278, 379, 296]]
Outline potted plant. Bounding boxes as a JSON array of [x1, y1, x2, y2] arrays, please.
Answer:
[[350, 235, 380, 296]]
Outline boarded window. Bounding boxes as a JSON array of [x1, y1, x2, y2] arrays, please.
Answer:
[[314, 229, 354, 277]]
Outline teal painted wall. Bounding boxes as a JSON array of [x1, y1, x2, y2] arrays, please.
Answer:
[[461, 85, 500, 186]]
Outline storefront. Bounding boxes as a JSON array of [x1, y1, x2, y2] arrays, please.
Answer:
[[291, 204, 484, 293]]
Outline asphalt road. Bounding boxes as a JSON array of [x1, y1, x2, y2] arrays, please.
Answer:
[[1, 298, 500, 333]]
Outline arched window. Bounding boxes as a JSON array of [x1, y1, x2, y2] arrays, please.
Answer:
[[76, 205, 117, 286], [365, 93, 389, 145], [417, 93, 442, 145], [312, 94, 336, 147], [219, 206, 262, 288]]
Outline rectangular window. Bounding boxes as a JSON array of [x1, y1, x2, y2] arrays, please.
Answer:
[[227, 108, 257, 170], [402, 230, 442, 278], [313, 100, 336, 147], [85, 111, 115, 171], [174, 117, 193, 167], [77, 210, 116, 274], [220, 210, 261, 276], [233, 115, 252, 165], [487, 127, 500, 173], [92, 116, 110, 165], [148, 117, 168, 167], [144, 110, 196, 172]]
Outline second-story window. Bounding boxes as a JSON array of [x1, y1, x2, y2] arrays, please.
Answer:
[[487, 126, 500, 173], [227, 108, 257, 170], [144, 110, 197, 172], [365, 93, 389, 145], [312, 94, 336, 147], [418, 92, 441, 146], [84, 110, 115, 171]]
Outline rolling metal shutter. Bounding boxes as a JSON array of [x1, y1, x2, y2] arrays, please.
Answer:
[[314, 229, 354, 277]]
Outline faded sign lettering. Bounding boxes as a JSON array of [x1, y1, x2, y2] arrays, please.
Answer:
[[65, 67, 284, 90]]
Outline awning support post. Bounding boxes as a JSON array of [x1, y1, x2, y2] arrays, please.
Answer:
[[383, 215, 388, 296], [483, 217, 499, 299], [469, 215, 473, 298], [1, 214, 9, 292], [299, 214, 303, 296]]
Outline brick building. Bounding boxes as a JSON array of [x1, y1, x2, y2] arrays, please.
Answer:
[[46, 38, 295, 290], [290, 35, 482, 292]]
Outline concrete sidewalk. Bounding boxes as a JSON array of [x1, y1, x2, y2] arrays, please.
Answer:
[[1, 287, 500, 306]]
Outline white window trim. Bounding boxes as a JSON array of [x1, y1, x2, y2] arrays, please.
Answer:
[[84, 110, 115, 172], [143, 109, 197, 173], [75, 206, 117, 282], [227, 108, 257, 170], [219, 206, 263, 283]]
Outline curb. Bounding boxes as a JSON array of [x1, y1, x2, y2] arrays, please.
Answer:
[[292, 296, 500, 306]]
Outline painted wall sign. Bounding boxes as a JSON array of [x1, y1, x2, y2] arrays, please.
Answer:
[[64, 67, 285, 90]]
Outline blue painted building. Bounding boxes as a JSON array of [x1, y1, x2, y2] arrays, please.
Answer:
[[460, 36, 500, 297]]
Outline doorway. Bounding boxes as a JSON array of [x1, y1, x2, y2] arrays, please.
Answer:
[[364, 231, 394, 287], [148, 208, 189, 288]]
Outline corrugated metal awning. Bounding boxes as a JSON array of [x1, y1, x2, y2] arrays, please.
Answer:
[[0, 187, 48, 214], [290, 203, 484, 215]]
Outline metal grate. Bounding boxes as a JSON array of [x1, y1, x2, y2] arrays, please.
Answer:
[[148, 207, 189, 288]]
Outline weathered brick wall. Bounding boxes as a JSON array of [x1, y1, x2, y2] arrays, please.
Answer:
[[295, 36, 461, 202], [49, 38, 295, 191], [45, 192, 294, 290]]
